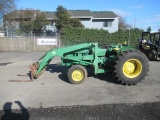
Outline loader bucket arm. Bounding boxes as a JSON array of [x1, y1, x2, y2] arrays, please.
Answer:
[[30, 43, 94, 78], [29, 50, 56, 78]]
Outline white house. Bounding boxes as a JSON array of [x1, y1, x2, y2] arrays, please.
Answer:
[[45, 10, 119, 33], [3, 10, 119, 36]]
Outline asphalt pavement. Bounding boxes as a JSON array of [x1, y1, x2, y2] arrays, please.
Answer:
[[0, 51, 160, 119]]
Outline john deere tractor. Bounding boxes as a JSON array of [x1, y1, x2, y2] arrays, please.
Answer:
[[29, 43, 149, 85], [139, 31, 160, 60]]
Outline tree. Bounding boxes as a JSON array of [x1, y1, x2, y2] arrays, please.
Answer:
[[18, 10, 47, 36], [3, 9, 36, 36], [0, 0, 16, 17], [20, 21, 33, 35], [19, 9, 35, 36], [55, 5, 84, 32], [55, 6, 70, 32], [69, 18, 84, 28], [147, 26, 151, 32], [33, 12, 47, 35], [118, 16, 132, 30]]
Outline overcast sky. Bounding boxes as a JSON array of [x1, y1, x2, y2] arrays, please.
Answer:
[[17, 0, 160, 31]]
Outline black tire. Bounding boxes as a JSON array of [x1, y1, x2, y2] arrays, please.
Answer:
[[67, 65, 87, 84], [113, 50, 149, 85], [147, 50, 157, 61]]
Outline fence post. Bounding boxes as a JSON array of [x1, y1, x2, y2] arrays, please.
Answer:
[[11, 35, 13, 51], [57, 33, 61, 48], [34, 35, 35, 51], [24, 37, 25, 51], [128, 29, 130, 46]]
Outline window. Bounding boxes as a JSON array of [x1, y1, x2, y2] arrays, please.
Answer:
[[104, 20, 113, 27]]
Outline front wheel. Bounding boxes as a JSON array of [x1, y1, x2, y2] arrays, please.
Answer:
[[67, 65, 87, 84], [113, 50, 149, 85]]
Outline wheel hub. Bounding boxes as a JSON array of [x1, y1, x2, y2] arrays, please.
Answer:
[[123, 59, 142, 78], [123, 61, 135, 74], [72, 70, 84, 81]]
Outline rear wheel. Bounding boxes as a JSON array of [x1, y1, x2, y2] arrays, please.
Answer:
[[68, 65, 87, 84], [113, 50, 149, 85]]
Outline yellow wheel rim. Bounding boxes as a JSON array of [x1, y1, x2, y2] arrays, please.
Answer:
[[72, 70, 84, 81], [122, 59, 142, 78]]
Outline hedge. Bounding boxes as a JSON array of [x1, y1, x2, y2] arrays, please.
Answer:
[[61, 28, 144, 47]]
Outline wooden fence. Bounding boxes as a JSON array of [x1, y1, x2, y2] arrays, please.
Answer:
[[0, 36, 61, 51]]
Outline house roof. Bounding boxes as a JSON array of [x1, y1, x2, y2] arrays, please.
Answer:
[[45, 10, 93, 19], [5, 10, 118, 19], [45, 12, 56, 19], [68, 10, 92, 17], [91, 11, 118, 18], [5, 10, 40, 18], [67, 10, 118, 19]]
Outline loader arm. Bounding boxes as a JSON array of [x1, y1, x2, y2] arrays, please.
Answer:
[[30, 43, 94, 78]]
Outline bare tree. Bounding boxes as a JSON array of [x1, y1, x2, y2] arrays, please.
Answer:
[[118, 16, 132, 30], [0, 0, 16, 17]]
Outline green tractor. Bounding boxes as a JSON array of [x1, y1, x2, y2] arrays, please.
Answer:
[[30, 43, 149, 85], [138, 31, 160, 60]]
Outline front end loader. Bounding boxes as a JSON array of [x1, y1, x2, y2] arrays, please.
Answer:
[[29, 43, 149, 85]]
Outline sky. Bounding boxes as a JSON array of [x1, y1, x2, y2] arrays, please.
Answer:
[[17, 0, 160, 31]]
